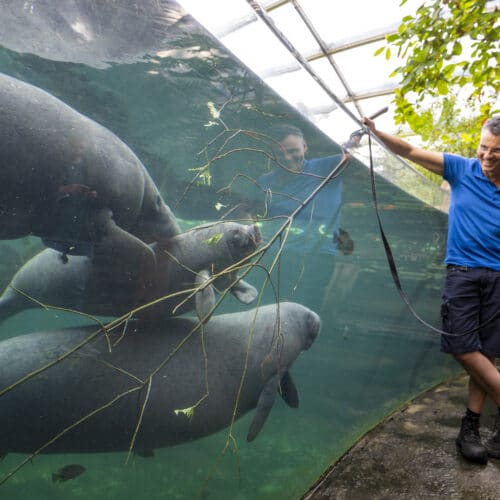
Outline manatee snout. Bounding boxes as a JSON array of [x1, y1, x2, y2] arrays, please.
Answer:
[[227, 223, 262, 255], [304, 310, 321, 350], [249, 223, 262, 248]]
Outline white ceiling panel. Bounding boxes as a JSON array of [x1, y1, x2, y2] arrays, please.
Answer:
[[179, 0, 425, 140]]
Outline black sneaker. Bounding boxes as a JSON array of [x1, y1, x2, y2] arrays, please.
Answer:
[[455, 416, 488, 464], [485, 421, 500, 459]]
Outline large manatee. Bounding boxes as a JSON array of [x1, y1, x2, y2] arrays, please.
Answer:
[[0, 72, 180, 270], [0, 302, 320, 453], [0, 222, 262, 323]]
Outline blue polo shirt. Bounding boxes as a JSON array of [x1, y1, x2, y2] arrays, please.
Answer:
[[444, 153, 500, 270], [258, 155, 343, 254]]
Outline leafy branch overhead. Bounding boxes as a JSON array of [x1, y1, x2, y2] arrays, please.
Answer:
[[378, 0, 499, 144]]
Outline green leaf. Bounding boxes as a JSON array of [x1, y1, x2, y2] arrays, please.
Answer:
[[442, 64, 456, 79], [436, 79, 448, 95], [460, 133, 473, 144], [452, 42, 462, 56], [173, 406, 195, 420], [383, 0, 494, 144], [204, 233, 223, 245]]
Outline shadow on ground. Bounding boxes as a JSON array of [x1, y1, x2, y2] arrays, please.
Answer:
[[303, 374, 500, 499]]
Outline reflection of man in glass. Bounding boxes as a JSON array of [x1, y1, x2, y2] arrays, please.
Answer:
[[257, 124, 353, 312], [258, 124, 352, 255]]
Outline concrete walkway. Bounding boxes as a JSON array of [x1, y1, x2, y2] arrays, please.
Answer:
[[303, 374, 500, 499]]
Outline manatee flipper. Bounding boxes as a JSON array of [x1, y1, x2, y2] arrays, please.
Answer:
[[194, 270, 216, 323], [91, 208, 157, 301], [230, 278, 258, 305], [0, 291, 28, 325], [42, 184, 99, 257], [246, 373, 281, 442], [279, 371, 299, 408]]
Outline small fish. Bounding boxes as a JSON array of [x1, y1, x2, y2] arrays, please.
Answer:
[[0, 452, 7, 461], [52, 464, 86, 483], [333, 228, 354, 255]]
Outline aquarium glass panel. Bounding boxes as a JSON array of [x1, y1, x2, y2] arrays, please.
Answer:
[[0, 2, 458, 499]]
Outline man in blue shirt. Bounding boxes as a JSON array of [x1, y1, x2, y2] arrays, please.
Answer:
[[363, 115, 500, 464]]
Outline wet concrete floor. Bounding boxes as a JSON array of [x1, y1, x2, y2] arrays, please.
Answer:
[[303, 373, 500, 499]]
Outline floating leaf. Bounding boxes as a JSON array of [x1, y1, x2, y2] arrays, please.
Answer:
[[206, 101, 220, 119], [173, 406, 195, 420], [204, 233, 223, 245]]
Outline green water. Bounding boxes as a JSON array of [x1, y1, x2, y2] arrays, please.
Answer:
[[0, 2, 458, 498]]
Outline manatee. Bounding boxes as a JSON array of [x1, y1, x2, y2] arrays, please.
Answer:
[[0, 72, 180, 273], [149, 221, 262, 321], [0, 222, 262, 323], [0, 302, 320, 453]]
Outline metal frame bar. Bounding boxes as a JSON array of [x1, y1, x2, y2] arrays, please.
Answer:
[[290, 0, 364, 117], [215, 0, 398, 112]]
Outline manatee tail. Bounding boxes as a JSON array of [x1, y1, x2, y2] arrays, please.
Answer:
[[0, 288, 31, 324]]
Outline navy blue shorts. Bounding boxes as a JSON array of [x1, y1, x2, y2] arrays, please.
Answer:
[[440, 265, 500, 356]]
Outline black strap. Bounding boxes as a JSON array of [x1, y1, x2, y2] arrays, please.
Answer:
[[367, 133, 500, 337]]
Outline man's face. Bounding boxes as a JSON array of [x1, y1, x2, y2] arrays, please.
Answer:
[[477, 128, 500, 180], [274, 134, 307, 172]]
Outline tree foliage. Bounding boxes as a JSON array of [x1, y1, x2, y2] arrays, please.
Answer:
[[378, 0, 499, 152]]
